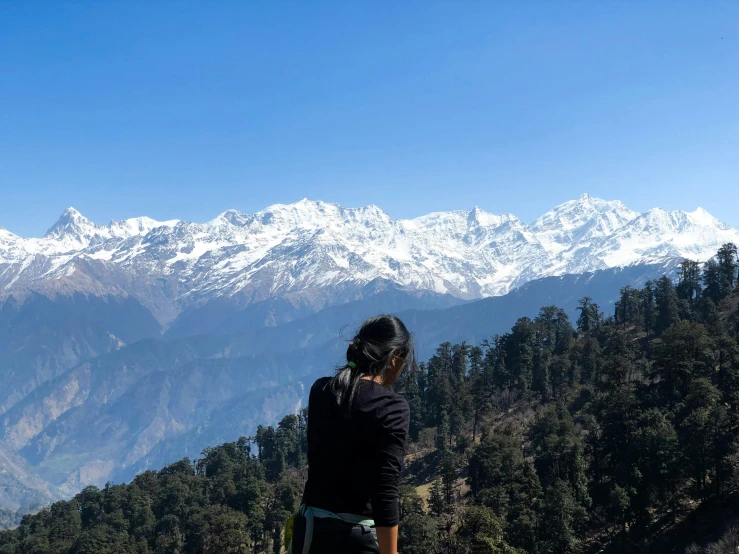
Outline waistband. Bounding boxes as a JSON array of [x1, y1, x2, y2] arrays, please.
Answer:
[[300, 504, 375, 527]]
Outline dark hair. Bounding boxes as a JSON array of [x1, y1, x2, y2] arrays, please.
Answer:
[[328, 314, 416, 414]]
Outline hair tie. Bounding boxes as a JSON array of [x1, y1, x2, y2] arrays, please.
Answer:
[[347, 361, 357, 369]]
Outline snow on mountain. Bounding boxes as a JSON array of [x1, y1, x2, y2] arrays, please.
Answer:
[[43, 207, 101, 246], [108, 216, 179, 239], [594, 207, 739, 268], [531, 194, 640, 254], [42, 207, 179, 250], [1, 196, 737, 321]]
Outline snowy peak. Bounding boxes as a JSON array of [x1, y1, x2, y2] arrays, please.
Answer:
[[1, 195, 737, 316], [686, 207, 729, 230], [43, 207, 104, 248], [467, 207, 517, 228], [255, 199, 390, 230], [42, 207, 177, 245], [407, 208, 516, 235], [210, 209, 251, 227], [0, 226, 21, 250], [44, 207, 95, 238], [531, 194, 636, 233], [631, 207, 729, 234], [530, 194, 640, 254], [108, 216, 179, 238]]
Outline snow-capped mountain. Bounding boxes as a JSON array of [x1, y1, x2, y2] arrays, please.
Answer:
[[1, 194, 737, 322], [2, 194, 737, 503], [43, 207, 177, 249]]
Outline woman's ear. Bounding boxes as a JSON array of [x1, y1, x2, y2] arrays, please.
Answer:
[[384, 353, 405, 386]]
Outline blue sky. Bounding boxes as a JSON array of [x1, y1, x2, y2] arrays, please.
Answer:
[[1, 1, 738, 237]]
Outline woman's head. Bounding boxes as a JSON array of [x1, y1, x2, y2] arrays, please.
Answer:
[[329, 315, 416, 412], [347, 314, 415, 385]]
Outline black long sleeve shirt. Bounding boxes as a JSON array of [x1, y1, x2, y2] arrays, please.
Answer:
[[301, 376, 410, 527]]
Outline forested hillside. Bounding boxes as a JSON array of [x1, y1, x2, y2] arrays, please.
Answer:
[[1, 243, 738, 554]]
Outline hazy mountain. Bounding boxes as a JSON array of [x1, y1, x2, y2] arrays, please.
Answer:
[[0, 439, 62, 530], [0, 293, 161, 416], [0, 263, 676, 495]]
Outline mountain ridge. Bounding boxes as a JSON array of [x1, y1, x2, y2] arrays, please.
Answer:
[[0, 262, 676, 494], [1, 195, 736, 325]]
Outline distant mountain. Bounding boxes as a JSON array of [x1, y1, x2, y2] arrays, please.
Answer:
[[0, 439, 62, 530], [165, 279, 467, 338], [0, 263, 675, 493], [0, 293, 161, 415], [399, 261, 679, 360], [2, 195, 736, 323], [1, 195, 736, 518]]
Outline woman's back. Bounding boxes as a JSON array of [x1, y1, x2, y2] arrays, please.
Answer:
[[302, 376, 410, 526], [291, 314, 415, 554]]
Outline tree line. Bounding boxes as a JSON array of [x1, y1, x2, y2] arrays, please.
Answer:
[[1, 243, 738, 553]]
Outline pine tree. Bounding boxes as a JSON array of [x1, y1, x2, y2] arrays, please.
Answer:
[[403, 362, 427, 441], [575, 336, 601, 385], [599, 326, 635, 389], [655, 275, 680, 335], [717, 243, 738, 295], [437, 410, 451, 452], [715, 335, 739, 413], [468, 346, 487, 441], [703, 258, 724, 304], [576, 297, 602, 333], [450, 343, 471, 443], [678, 379, 723, 498], [677, 259, 702, 303], [615, 285, 642, 329], [652, 321, 713, 407], [531, 404, 590, 512], [399, 512, 440, 554], [641, 280, 658, 335], [532, 346, 552, 401], [429, 478, 445, 517], [441, 450, 456, 507], [457, 506, 517, 554], [508, 318, 536, 391], [538, 480, 580, 554]]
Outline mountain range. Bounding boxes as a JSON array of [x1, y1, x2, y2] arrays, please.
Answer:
[[0, 194, 736, 527], [2, 194, 736, 324]]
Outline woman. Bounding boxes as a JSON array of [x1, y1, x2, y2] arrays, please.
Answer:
[[289, 315, 415, 554]]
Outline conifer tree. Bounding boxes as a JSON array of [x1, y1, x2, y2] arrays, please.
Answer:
[[677, 259, 702, 303], [652, 321, 713, 407], [576, 297, 602, 333], [703, 258, 724, 304], [531, 404, 590, 513], [468, 346, 487, 441], [640, 280, 658, 335], [538, 480, 579, 554], [655, 275, 680, 335], [615, 285, 642, 328], [717, 243, 738, 294], [429, 478, 445, 517]]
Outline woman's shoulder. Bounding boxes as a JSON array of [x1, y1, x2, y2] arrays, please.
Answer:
[[308, 376, 332, 400], [357, 380, 408, 402], [356, 382, 410, 425], [311, 376, 332, 391]]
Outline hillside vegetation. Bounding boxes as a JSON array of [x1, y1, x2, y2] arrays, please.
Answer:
[[1, 244, 738, 554]]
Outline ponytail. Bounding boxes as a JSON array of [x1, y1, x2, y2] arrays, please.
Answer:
[[327, 315, 416, 415]]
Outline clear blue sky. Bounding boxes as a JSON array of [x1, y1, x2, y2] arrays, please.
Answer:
[[1, 1, 738, 237]]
